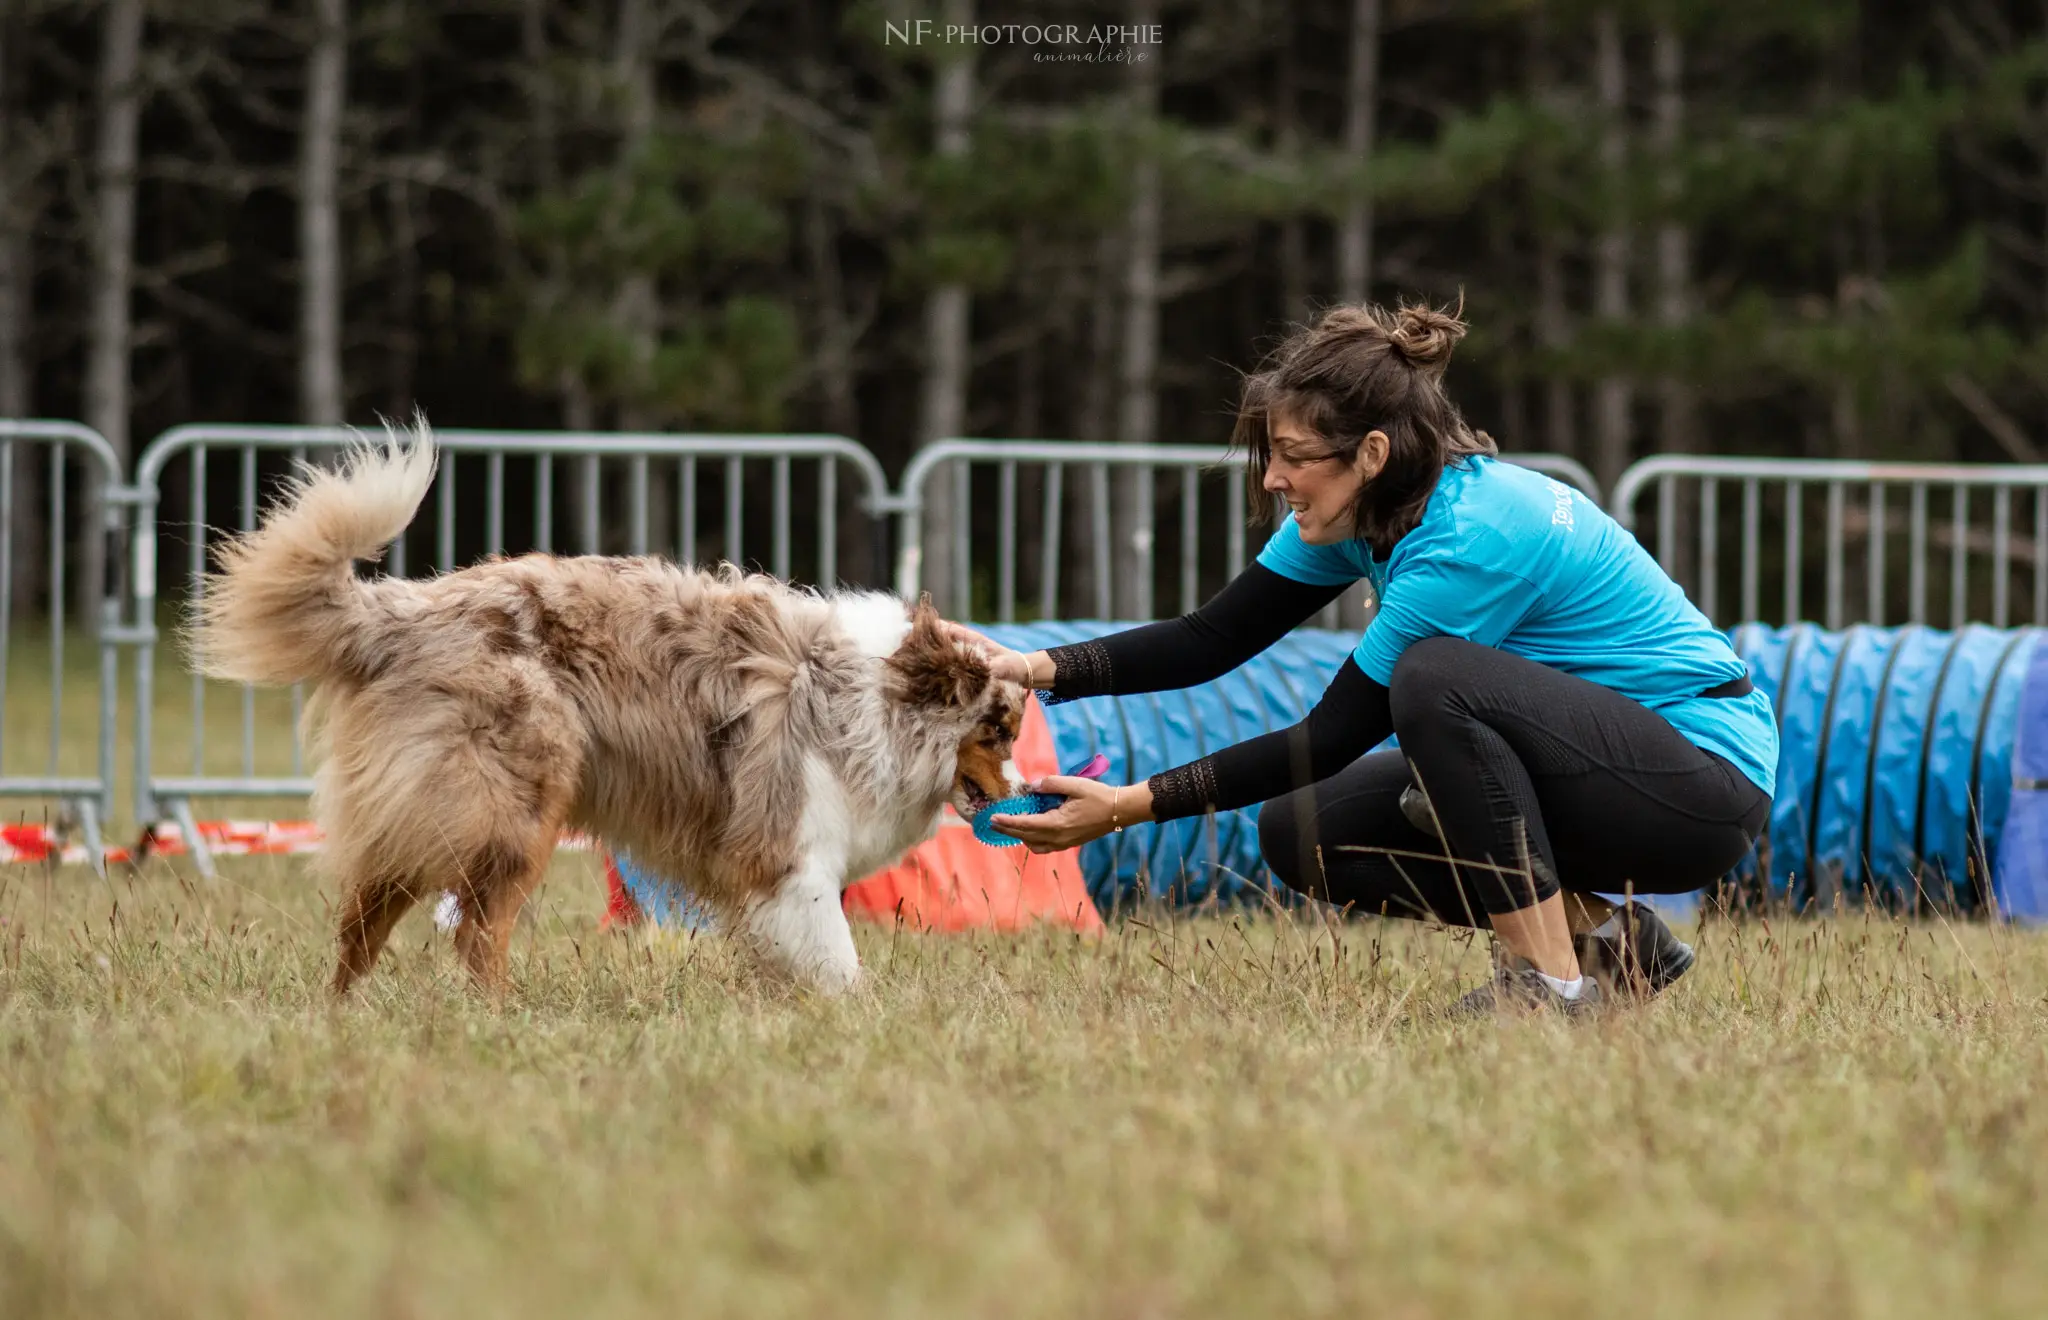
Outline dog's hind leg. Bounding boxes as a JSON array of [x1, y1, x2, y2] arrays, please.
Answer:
[[449, 832, 558, 993], [332, 869, 422, 995], [740, 857, 862, 994]]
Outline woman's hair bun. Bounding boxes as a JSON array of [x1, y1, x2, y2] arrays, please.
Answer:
[[1387, 302, 1467, 370], [1312, 305, 1380, 339]]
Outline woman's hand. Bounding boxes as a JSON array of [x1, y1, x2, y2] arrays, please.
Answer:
[[939, 619, 1040, 687], [990, 776, 1151, 853]]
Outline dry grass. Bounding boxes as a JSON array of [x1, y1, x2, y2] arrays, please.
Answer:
[[5, 624, 2045, 1314], [2, 848, 2046, 1318]]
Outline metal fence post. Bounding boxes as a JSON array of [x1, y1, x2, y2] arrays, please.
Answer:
[[0, 419, 129, 873]]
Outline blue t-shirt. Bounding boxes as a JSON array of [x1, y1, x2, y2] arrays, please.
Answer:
[[1256, 454, 1778, 796]]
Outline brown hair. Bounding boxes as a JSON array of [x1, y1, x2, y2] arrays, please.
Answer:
[[1233, 300, 1496, 557]]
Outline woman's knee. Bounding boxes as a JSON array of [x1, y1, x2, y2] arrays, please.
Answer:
[[1388, 636, 1484, 735], [1256, 790, 1320, 897]]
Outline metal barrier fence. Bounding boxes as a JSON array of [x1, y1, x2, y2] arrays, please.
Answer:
[[129, 425, 888, 873], [894, 440, 1251, 623], [11, 413, 2048, 870], [892, 440, 1602, 622], [1612, 456, 2048, 630], [0, 420, 135, 870]]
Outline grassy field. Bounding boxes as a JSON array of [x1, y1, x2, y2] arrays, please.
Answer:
[[2, 850, 2046, 1319]]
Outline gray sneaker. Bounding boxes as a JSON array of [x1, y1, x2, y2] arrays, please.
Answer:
[[1451, 957, 1605, 1019], [1398, 782, 1443, 838], [1574, 903, 1695, 1000]]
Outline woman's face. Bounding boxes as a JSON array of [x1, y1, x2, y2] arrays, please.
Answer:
[[1261, 413, 1388, 545]]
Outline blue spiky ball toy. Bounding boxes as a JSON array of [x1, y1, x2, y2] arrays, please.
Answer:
[[971, 754, 1110, 847]]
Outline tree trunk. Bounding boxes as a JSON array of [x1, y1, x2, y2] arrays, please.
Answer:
[[1652, 23, 1698, 587], [1013, 248, 1044, 618], [805, 197, 858, 441], [804, 193, 861, 584], [611, 0, 671, 555], [300, 0, 346, 425], [521, 0, 609, 561], [520, 0, 603, 581], [1013, 269, 1042, 442], [916, 0, 975, 614], [1831, 380, 1863, 459], [797, 13, 857, 454], [0, 223, 22, 419], [1114, 0, 1162, 621], [522, 0, 585, 442], [385, 179, 419, 415], [82, 0, 143, 622], [1652, 25, 1692, 452], [0, 10, 46, 615], [0, 9, 22, 422], [1078, 230, 1119, 446], [0, 13, 22, 421], [0, 216, 36, 612], [1590, 9, 1632, 492], [85, 0, 141, 459], [1275, 7, 1306, 323], [561, 375, 593, 433], [1536, 239, 1575, 458], [1827, 209, 1865, 461], [1529, 13, 1575, 461], [1337, 0, 1380, 305], [611, 0, 657, 434], [1072, 229, 1119, 619], [1333, 0, 1382, 628]]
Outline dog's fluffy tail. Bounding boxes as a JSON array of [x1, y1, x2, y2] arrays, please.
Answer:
[[187, 417, 438, 686]]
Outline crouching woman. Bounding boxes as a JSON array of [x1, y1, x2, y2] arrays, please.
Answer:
[[955, 301, 1775, 1016]]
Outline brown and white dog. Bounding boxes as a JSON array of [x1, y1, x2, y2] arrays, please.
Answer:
[[187, 423, 1028, 995]]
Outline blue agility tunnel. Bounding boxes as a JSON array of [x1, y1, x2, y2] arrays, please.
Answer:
[[1992, 639, 2048, 919], [1729, 624, 2038, 912], [986, 621, 2048, 918]]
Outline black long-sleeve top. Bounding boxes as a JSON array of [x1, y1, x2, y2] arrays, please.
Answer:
[[1039, 564, 1395, 822]]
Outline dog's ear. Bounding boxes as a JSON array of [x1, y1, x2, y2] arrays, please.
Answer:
[[886, 596, 991, 709]]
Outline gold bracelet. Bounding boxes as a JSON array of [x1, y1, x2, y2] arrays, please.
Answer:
[[1111, 786, 1123, 833]]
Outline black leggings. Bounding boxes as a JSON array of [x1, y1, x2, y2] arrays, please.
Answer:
[[1256, 637, 1770, 925]]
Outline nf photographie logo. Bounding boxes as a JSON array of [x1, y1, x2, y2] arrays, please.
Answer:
[[883, 19, 1163, 62]]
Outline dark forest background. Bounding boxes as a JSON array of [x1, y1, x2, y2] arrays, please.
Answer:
[[4, 0, 2048, 612]]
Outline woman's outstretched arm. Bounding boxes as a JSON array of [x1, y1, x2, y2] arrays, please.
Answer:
[[990, 658, 1392, 851], [950, 562, 1349, 699], [1144, 657, 1390, 820]]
